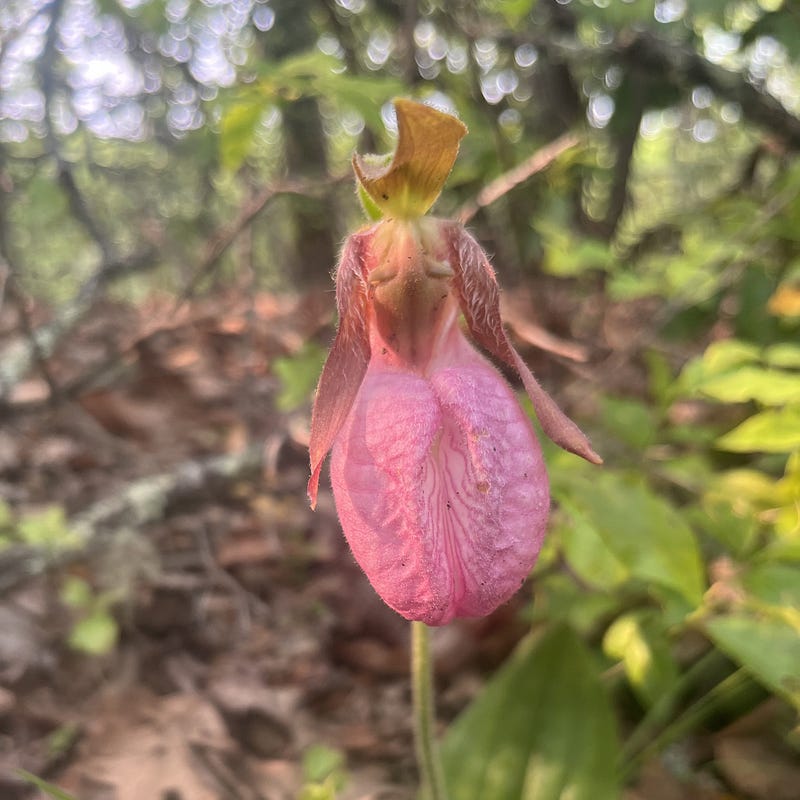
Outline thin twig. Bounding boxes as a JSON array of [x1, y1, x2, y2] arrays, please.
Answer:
[[457, 132, 581, 224], [174, 175, 348, 309]]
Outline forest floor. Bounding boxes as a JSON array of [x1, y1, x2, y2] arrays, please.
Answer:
[[0, 283, 786, 799]]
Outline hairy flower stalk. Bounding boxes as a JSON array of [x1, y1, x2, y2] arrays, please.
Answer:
[[309, 100, 600, 626]]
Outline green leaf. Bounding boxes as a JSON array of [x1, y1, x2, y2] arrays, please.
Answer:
[[765, 343, 800, 369], [603, 611, 678, 708], [705, 613, 800, 709], [302, 744, 345, 784], [15, 770, 79, 800], [553, 471, 706, 605], [219, 99, 264, 173], [687, 500, 756, 558], [529, 573, 620, 635], [68, 609, 118, 656], [600, 396, 658, 450], [60, 576, 93, 609], [17, 507, 78, 552], [743, 563, 800, 610], [699, 339, 761, 374], [273, 343, 327, 412], [717, 407, 800, 453], [697, 366, 800, 405], [441, 625, 620, 800], [557, 502, 629, 591]]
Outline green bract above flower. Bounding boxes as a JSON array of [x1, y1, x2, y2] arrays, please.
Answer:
[[353, 99, 467, 219]]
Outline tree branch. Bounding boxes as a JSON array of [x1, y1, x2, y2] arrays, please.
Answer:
[[0, 445, 267, 595], [457, 132, 581, 224], [619, 31, 800, 150]]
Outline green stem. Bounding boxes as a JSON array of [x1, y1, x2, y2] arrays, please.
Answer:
[[619, 648, 722, 765], [620, 667, 753, 782], [411, 621, 449, 800]]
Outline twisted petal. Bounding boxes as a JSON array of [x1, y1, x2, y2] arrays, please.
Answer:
[[445, 223, 602, 465], [330, 330, 549, 625], [308, 230, 373, 508]]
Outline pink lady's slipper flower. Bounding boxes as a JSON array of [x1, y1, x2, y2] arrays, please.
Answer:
[[309, 100, 600, 626]]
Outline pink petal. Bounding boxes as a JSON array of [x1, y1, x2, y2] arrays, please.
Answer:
[[444, 223, 602, 465], [308, 229, 374, 508], [330, 328, 549, 625]]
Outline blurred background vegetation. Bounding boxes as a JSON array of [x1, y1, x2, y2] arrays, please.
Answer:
[[1, 0, 799, 799]]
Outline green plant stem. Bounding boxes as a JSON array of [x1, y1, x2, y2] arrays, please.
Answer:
[[620, 667, 753, 781], [619, 648, 722, 764], [411, 621, 449, 800]]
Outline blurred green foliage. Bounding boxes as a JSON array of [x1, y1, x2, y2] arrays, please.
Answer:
[[299, 744, 348, 800]]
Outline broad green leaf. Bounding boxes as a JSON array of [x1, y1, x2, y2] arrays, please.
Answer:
[[743, 563, 800, 609], [765, 344, 800, 369], [441, 625, 620, 800], [676, 339, 760, 396], [553, 471, 706, 605], [697, 366, 800, 405], [687, 500, 756, 557], [600, 396, 658, 450], [603, 611, 678, 708], [717, 407, 800, 453], [699, 339, 761, 374], [705, 613, 800, 709], [707, 468, 779, 510], [68, 609, 118, 656], [353, 99, 467, 218], [557, 502, 629, 590]]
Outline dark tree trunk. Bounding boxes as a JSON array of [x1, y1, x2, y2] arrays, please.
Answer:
[[263, 0, 337, 287]]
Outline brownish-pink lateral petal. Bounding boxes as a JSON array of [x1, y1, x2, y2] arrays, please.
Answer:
[[445, 223, 602, 465], [308, 230, 372, 507]]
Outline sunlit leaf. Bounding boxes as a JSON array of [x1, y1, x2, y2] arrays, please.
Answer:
[[603, 610, 678, 708], [68, 609, 118, 656], [717, 407, 800, 453], [302, 744, 346, 784], [17, 507, 79, 552], [441, 625, 620, 800], [765, 344, 800, 369], [697, 366, 800, 405]]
